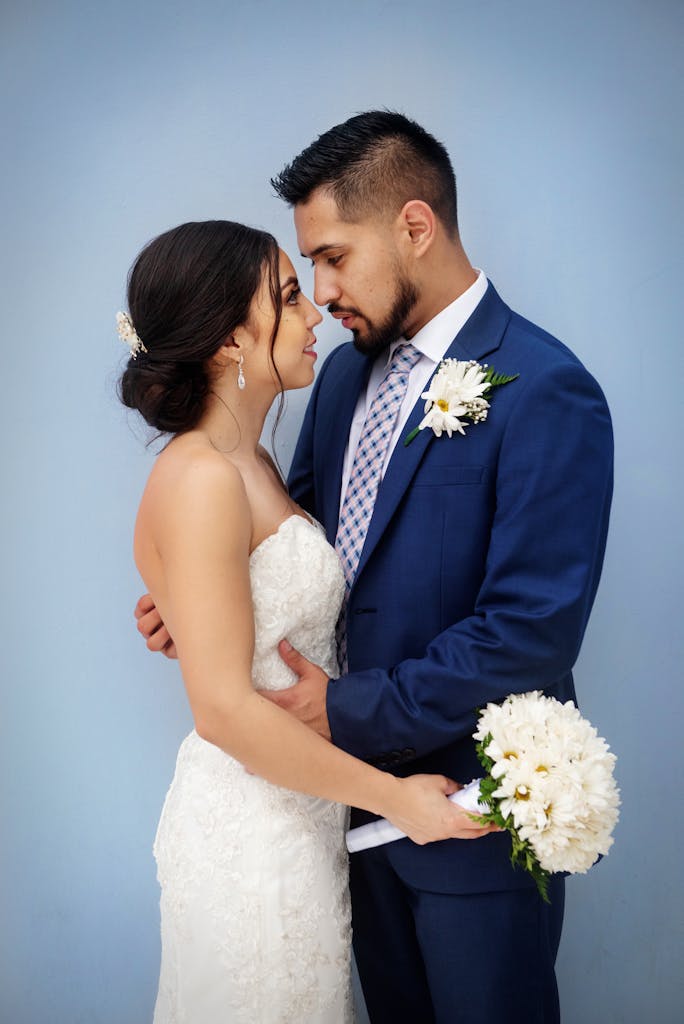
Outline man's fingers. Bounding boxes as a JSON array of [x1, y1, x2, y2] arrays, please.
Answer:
[[134, 596, 178, 658], [137, 608, 162, 639], [147, 627, 171, 653], [134, 594, 155, 619], [257, 687, 292, 708], [278, 638, 307, 673]]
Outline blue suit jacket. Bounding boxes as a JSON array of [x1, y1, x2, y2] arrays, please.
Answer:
[[288, 282, 613, 894]]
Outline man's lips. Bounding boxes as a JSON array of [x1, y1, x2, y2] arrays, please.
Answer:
[[331, 311, 360, 330]]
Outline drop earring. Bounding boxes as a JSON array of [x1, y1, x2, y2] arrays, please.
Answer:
[[237, 354, 246, 390]]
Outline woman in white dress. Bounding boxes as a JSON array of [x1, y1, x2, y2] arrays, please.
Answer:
[[119, 221, 495, 1023]]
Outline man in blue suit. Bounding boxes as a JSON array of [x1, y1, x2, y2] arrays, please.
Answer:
[[135, 110, 613, 1021], [266, 111, 614, 1022]]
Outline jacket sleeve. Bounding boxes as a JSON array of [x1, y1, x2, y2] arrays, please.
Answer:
[[326, 359, 614, 762]]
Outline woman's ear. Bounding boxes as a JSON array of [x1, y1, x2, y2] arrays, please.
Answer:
[[211, 336, 239, 370], [212, 323, 254, 370]]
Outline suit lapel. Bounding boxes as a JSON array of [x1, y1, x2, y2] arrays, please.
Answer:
[[440, 280, 511, 363], [352, 282, 512, 584]]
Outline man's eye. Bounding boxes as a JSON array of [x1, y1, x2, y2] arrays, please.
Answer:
[[327, 255, 342, 266], [287, 288, 301, 305]]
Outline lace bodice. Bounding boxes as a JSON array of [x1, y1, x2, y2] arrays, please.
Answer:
[[250, 515, 345, 690], [152, 513, 353, 1023]]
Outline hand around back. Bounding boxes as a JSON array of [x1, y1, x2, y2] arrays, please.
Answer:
[[135, 593, 177, 659]]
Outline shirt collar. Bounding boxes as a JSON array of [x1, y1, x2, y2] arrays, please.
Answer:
[[386, 269, 488, 367]]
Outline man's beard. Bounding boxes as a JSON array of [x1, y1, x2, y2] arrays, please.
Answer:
[[330, 274, 419, 360]]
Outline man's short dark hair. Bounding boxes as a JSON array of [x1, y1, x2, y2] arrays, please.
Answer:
[[271, 110, 458, 232]]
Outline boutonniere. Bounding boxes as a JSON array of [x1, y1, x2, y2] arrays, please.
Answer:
[[404, 359, 519, 446]]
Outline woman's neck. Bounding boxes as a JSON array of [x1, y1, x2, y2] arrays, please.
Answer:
[[198, 382, 275, 457]]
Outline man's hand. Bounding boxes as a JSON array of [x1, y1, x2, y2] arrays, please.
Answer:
[[134, 594, 178, 659], [258, 640, 331, 740]]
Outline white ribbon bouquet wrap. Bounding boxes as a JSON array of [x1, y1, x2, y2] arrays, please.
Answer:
[[346, 780, 486, 852], [346, 691, 620, 901]]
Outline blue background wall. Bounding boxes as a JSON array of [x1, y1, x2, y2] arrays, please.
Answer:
[[1, 1, 682, 1021]]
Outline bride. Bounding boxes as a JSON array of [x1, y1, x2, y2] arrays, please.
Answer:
[[118, 220, 494, 1023]]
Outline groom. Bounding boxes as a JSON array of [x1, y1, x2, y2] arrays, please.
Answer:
[[265, 112, 613, 1023], [137, 112, 613, 1022]]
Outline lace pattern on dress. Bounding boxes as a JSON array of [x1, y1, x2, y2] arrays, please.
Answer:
[[153, 516, 352, 1023]]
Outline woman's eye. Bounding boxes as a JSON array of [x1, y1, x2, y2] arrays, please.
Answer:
[[287, 288, 301, 305]]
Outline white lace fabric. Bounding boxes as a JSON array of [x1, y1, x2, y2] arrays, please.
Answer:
[[152, 516, 353, 1023]]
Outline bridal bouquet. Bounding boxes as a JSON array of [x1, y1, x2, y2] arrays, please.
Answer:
[[346, 691, 620, 902], [468, 691, 620, 900]]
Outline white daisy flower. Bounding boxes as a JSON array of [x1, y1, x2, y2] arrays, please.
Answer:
[[472, 691, 620, 898]]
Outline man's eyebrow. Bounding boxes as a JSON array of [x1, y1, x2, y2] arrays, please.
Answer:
[[280, 275, 298, 290], [300, 243, 341, 260]]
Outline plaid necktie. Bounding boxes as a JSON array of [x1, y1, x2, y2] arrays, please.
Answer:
[[335, 342, 422, 669]]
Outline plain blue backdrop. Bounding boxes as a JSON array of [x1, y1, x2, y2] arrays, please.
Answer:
[[1, 1, 682, 1021]]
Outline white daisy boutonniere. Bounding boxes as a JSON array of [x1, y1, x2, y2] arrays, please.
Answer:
[[404, 358, 519, 446]]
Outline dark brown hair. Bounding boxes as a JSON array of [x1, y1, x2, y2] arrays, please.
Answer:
[[119, 220, 282, 434], [271, 110, 458, 232]]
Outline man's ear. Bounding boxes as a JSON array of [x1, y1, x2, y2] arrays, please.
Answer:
[[397, 200, 436, 257]]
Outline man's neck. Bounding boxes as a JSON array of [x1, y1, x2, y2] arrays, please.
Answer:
[[403, 245, 477, 339]]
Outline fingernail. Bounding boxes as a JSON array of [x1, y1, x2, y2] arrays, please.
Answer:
[[281, 639, 292, 652]]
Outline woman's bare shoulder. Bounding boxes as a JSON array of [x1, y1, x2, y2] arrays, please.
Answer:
[[138, 434, 251, 541], [154, 434, 244, 491]]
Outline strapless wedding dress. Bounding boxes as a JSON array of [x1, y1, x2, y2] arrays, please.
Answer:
[[152, 515, 352, 1023]]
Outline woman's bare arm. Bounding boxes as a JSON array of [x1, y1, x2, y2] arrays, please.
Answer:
[[143, 450, 494, 845], [134, 446, 280, 658]]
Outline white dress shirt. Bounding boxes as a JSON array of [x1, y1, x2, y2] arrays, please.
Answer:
[[339, 270, 489, 516]]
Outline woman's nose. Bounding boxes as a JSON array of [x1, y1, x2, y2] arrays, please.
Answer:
[[307, 301, 323, 328]]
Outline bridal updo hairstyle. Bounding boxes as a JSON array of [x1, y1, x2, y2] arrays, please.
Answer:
[[119, 221, 283, 434]]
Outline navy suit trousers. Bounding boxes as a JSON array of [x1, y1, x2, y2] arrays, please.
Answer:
[[350, 845, 564, 1024]]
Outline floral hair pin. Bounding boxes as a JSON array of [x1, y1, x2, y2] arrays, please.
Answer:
[[116, 311, 148, 359], [404, 358, 518, 445]]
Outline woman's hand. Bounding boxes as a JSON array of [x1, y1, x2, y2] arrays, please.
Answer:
[[382, 774, 499, 845], [135, 594, 178, 659]]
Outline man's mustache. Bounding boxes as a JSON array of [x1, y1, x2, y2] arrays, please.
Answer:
[[328, 304, 364, 318]]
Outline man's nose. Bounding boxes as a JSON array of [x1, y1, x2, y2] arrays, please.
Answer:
[[313, 269, 341, 308]]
